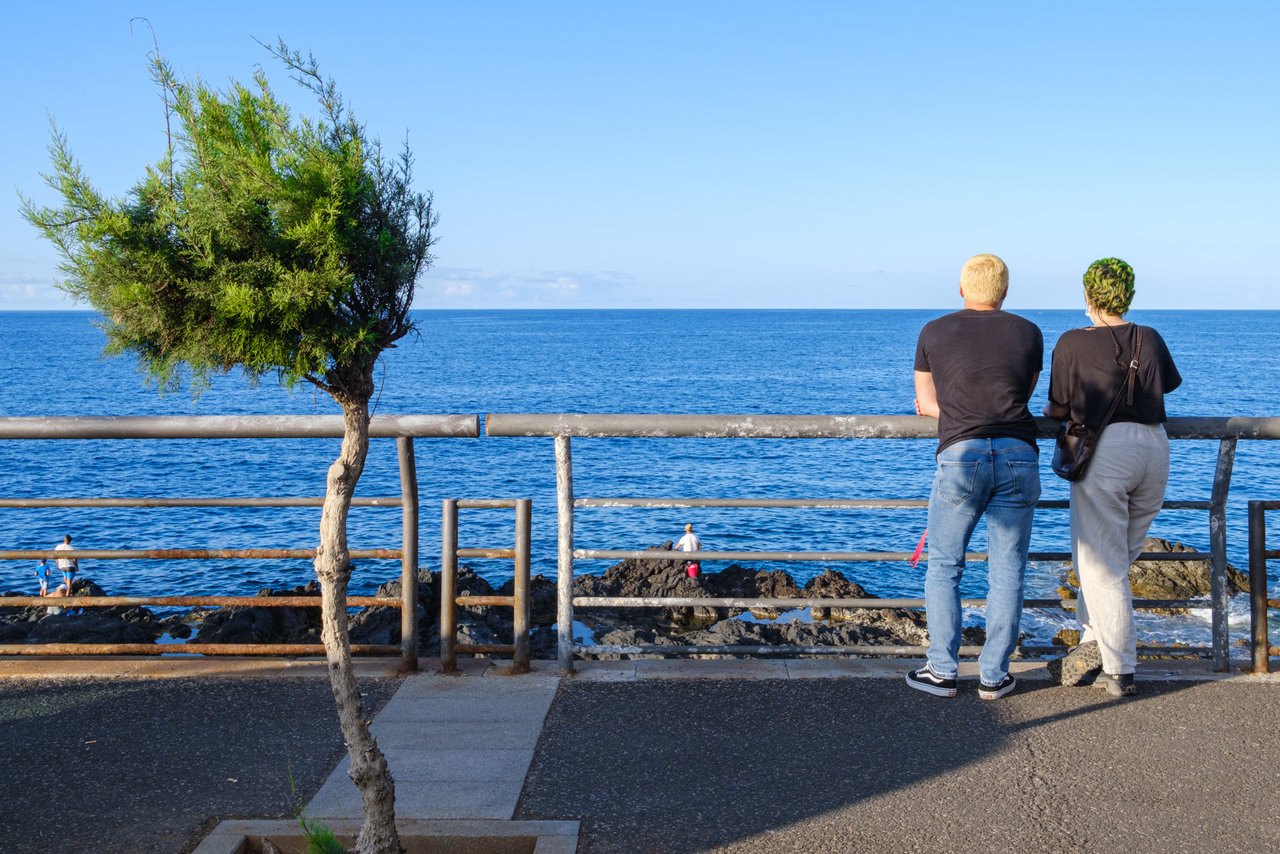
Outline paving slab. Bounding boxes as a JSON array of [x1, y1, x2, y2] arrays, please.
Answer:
[[373, 716, 547, 750], [306, 669, 559, 822]]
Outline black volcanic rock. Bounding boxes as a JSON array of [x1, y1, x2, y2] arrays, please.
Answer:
[[190, 581, 322, 644]]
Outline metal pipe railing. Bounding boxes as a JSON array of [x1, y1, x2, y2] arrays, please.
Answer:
[[0, 414, 479, 439], [439, 498, 532, 674], [0, 415, 479, 663], [484, 413, 1278, 673], [484, 413, 1280, 440], [1248, 500, 1280, 673], [397, 437, 421, 669], [0, 643, 402, 657], [1, 595, 397, 608], [573, 596, 1204, 610], [3, 549, 400, 560], [575, 549, 1210, 563]]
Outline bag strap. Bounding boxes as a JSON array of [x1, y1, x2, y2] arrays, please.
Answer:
[[1124, 327, 1143, 406], [1100, 326, 1142, 428]]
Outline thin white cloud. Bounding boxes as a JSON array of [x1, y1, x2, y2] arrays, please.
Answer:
[[530, 275, 580, 297], [417, 267, 636, 307], [0, 272, 76, 309]]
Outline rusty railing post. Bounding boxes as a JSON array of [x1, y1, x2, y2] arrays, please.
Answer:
[[1209, 437, 1236, 670], [1249, 501, 1270, 674], [513, 498, 532, 673], [556, 435, 575, 673], [397, 437, 420, 671], [440, 498, 459, 673]]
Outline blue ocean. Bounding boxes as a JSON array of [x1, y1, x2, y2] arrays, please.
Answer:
[[2, 309, 1277, 648]]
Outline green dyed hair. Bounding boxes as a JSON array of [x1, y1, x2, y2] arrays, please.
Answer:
[[1083, 257, 1135, 316]]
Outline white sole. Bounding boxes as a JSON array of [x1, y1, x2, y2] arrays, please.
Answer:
[[905, 672, 956, 698]]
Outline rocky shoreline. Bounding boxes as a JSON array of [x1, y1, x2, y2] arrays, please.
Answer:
[[0, 537, 1244, 658]]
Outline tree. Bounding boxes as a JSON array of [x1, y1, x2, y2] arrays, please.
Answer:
[[22, 40, 436, 854]]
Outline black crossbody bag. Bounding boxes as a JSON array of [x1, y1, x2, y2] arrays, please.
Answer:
[[1051, 328, 1143, 482]]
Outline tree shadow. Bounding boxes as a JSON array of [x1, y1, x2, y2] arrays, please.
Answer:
[[0, 676, 400, 854]]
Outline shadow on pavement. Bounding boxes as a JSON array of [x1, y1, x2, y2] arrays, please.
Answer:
[[516, 676, 1280, 854], [0, 676, 401, 854]]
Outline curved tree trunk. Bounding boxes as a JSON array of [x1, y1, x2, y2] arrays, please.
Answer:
[[315, 393, 401, 854]]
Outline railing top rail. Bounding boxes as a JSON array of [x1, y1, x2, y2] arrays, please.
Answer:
[[3, 414, 1275, 441], [0, 414, 480, 440], [485, 413, 1280, 440], [1248, 500, 1280, 511], [573, 548, 1210, 563]]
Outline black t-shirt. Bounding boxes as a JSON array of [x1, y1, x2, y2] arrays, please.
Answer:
[[914, 309, 1044, 454], [1046, 323, 1181, 430]]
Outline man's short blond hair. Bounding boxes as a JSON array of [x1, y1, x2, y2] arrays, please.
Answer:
[[959, 254, 1009, 305]]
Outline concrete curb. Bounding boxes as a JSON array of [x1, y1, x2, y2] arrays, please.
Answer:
[[191, 818, 579, 854]]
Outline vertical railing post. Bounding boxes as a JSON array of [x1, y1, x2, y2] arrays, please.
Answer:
[[555, 435, 575, 672], [440, 498, 459, 673], [1209, 437, 1236, 671], [1249, 501, 1270, 675], [513, 498, 532, 673], [397, 437, 420, 672]]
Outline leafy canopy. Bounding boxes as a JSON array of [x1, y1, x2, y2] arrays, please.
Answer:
[[23, 41, 436, 401]]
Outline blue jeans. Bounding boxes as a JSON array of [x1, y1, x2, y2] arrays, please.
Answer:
[[924, 438, 1040, 684]]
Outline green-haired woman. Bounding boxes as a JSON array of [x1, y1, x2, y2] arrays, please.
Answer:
[[1043, 258, 1182, 697]]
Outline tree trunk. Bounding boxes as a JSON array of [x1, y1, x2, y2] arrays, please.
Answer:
[[315, 394, 401, 854]]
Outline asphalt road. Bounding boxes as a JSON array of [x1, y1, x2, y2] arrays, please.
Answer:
[[0, 676, 400, 854], [515, 677, 1280, 854]]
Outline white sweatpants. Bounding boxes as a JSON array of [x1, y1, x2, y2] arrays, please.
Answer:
[[1069, 421, 1170, 675]]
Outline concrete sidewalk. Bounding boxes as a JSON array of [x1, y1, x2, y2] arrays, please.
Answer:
[[5, 654, 1279, 853], [312, 655, 1275, 821], [520, 658, 1280, 854]]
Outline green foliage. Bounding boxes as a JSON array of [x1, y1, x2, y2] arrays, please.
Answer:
[[299, 812, 348, 854], [1083, 257, 1135, 316], [21, 40, 436, 400], [287, 755, 348, 853]]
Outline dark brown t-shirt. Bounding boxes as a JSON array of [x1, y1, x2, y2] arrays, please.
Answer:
[[1046, 323, 1181, 431], [914, 309, 1044, 454]]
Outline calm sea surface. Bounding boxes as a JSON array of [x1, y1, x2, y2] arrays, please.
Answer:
[[1, 309, 1277, 646]]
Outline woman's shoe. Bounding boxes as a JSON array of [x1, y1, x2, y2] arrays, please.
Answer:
[[1094, 671, 1137, 697], [1046, 640, 1102, 686]]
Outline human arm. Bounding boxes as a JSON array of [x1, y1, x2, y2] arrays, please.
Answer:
[[1043, 342, 1070, 419], [1043, 400, 1070, 419], [1024, 371, 1054, 417], [914, 371, 940, 418]]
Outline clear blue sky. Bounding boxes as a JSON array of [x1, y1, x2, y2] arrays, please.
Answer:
[[2, 2, 1276, 310]]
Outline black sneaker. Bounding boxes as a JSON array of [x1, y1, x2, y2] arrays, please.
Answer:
[[978, 674, 1017, 700], [1094, 671, 1137, 697], [905, 663, 957, 697], [1046, 640, 1102, 687]]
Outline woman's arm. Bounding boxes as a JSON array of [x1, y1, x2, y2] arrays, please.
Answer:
[[1043, 400, 1070, 419]]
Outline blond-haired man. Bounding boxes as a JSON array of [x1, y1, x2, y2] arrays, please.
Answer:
[[908, 254, 1043, 700]]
